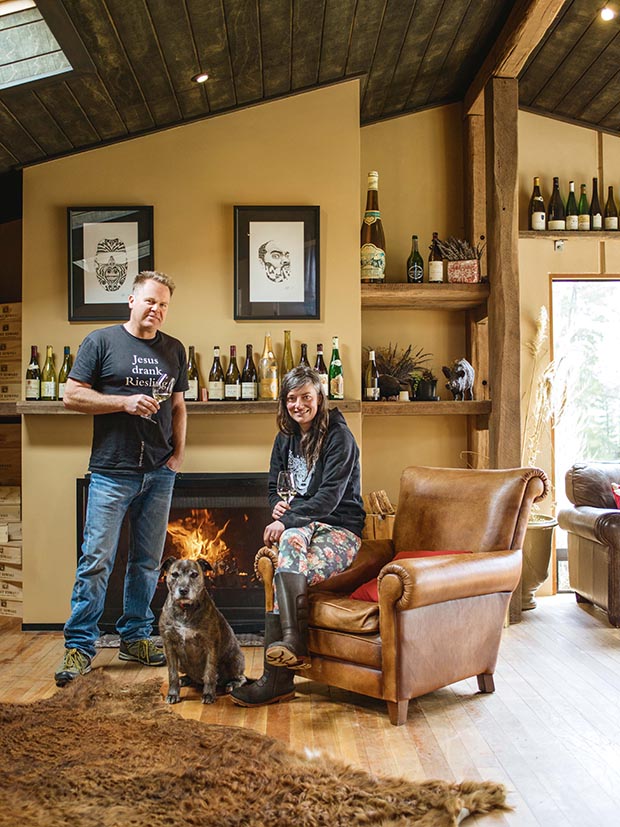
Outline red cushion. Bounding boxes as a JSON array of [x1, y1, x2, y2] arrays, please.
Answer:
[[612, 483, 620, 509], [349, 550, 473, 602]]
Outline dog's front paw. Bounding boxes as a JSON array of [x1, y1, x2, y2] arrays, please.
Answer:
[[201, 690, 215, 704], [165, 691, 181, 704]]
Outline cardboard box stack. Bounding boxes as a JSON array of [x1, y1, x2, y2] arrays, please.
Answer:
[[0, 302, 21, 403], [0, 486, 22, 617]]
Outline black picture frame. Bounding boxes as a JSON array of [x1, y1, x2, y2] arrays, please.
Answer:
[[68, 206, 154, 322], [234, 205, 320, 320]]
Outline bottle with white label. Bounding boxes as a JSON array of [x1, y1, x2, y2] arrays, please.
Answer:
[[428, 232, 444, 282], [328, 336, 344, 400], [605, 186, 618, 230], [578, 184, 590, 231], [40, 345, 57, 401], [57, 346, 72, 400], [364, 350, 380, 401], [546, 177, 566, 231], [360, 171, 386, 283], [225, 345, 241, 400], [258, 333, 279, 400], [25, 344, 40, 401], [207, 346, 225, 401], [241, 344, 258, 400], [565, 181, 578, 230], [590, 177, 602, 230], [528, 177, 546, 230], [184, 345, 199, 401], [314, 344, 329, 398]]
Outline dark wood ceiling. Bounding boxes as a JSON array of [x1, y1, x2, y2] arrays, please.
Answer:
[[0, 0, 615, 178]]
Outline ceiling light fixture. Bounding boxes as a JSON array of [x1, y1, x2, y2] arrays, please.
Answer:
[[191, 71, 209, 83], [601, 6, 617, 21]]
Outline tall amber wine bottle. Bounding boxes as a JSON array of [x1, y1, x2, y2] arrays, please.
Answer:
[[25, 344, 40, 400], [40, 344, 57, 401], [314, 343, 329, 398], [360, 171, 386, 283], [184, 345, 199, 401], [605, 185, 618, 230], [241, 344, 258, 400], [428, 232, 444, 283], [298, 343, 311, 368], [225, 345, 241, 400], [207, 345, 225, 401], [258, 333, 279, 400], [281, 330, 294, 376], [57, 346, 72, 400]]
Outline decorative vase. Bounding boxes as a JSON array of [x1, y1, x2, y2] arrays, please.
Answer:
[[521, 515, 557, 610], [414, 379, 438, 401]]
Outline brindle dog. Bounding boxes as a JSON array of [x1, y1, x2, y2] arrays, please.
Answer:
[[159, 557, 246, 704]]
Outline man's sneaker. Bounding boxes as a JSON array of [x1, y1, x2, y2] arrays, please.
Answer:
[[118, 638, 166, 666], [54, 648, 92, 687]]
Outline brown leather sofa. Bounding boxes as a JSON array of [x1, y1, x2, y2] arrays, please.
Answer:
[[256, 465, 548, 725], [558, 461, 620, 627]]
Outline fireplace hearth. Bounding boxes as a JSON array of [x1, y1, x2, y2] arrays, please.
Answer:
[[76, 473, 271, 633]]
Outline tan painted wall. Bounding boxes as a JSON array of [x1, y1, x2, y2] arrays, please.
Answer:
[[21, 82, 363, 624]]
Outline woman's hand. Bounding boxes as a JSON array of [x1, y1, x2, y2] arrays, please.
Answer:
[[264, 520, 285, 547], [272, 500, 290, 520]]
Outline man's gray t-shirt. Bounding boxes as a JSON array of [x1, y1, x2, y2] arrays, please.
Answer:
[[69, 325, 189, 474]]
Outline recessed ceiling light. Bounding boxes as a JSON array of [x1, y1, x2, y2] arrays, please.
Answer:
[[601, 6, 616, 21], [191, 72, 209, 83]]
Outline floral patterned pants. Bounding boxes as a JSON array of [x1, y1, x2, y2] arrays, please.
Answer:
[[275, 521, 361, 600]]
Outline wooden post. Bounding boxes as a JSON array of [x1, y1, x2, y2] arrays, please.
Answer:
[[485, 77, 522, 622]]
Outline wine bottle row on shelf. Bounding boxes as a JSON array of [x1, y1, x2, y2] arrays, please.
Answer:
[[529, 175, 619, 231], [25, 345, 72, 401], [360, 170, 445, 284], [187, 333, 345, 402]]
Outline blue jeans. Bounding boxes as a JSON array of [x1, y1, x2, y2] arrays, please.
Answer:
[[64, 467, 176, 658]]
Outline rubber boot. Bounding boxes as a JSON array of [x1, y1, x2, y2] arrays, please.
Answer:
[[266, 571, 310, 670], [230, 612, 295, 707]]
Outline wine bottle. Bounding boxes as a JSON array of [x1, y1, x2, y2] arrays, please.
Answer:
[[364, 350, 380, 401], [241, 344, 258, 400], [590, 177, 602, 230], [605, 185, 618, 230], [281, 330, 294, 377], [258, 333, 279, 400], [328, 335, 344, 400], [528, 177, 546, 230], [578, 184, 590, 231], [406, 235, 424, 283], [184, 345, 199, 401], [40, 344, 57, 401], [428, 232, 444, 283], [25, 344, 40, 401], [547, 177, 566, 231], [225, 345, 241, 400], [298, 343, 311, 368], [314, 343, 329, 398], [565, 181, 578, 230], [207, 345, 225, 401], [360, 170, 386, 284], [57, 346, 72, 401]]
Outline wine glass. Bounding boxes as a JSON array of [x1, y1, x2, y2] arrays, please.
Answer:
[[143, 373, 175, 421], [276, 471, 296, 504]]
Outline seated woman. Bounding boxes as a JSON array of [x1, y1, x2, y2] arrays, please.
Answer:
[[231, 366, 365, 707]]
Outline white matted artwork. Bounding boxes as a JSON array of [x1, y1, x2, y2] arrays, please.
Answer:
[[81, 222, 139, 304], [249, 221, 305, 303]]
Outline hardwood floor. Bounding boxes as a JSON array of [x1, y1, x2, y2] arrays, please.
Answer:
[[1, 593, 619, 825]]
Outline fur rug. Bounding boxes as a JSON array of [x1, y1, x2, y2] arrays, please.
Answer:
[[0, 673, 509, 827]]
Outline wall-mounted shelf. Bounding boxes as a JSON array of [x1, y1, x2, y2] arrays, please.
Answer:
[[362, 282, 489, 311], [362, 400, 491, 417], [16, 400, 363, 415], [520, 230, 620, 240], [0, 402, 18, 417]]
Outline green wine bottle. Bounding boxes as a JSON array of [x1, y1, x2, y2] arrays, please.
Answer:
[[40, 344, 57, 401], [578, 184, 590, 231], [565, 181, 578, 230], [57, 346, 72, 400], [406, 235, 424, 283], [281, 330, 294, 376], [328, 335, 344, 400]]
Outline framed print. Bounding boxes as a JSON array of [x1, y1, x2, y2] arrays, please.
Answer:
[[68, 206, 154, 321], [234, 205, 320, 320]]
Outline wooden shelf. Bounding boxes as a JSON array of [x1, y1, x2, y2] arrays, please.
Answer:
[[16, 399, 363, 415], [362, 400, 491, 416], [520, 230, 620, 240], [0, 402, 18, 417], [361, 282, 489, 311]]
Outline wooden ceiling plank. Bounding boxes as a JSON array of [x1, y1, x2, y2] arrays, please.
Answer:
[[31, 82, 100, 147], [259, 0, 292, 99], [554, 33, 620, 122], [346, 0, 388, 104], [318, 0, 357, 84], [1, 93, 73, 155], [579, 66, 620, 126], [62, 0, 154, 133], [185, 0, 236, 113], [0, 100, 47, 165], [359, 0, 416, 123], [65, 74, 129, 141], [464, 0, 566, 115], [291, 0, 325, 90], [223, 0, 263, 105]]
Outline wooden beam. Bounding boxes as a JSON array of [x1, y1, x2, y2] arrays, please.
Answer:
[[464, 0, 566, 115]]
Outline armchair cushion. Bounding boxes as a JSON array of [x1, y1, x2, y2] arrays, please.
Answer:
[[350, 550, 473, 602]]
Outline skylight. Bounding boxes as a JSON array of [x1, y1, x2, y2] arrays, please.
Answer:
[[0, 0, 72, 90]]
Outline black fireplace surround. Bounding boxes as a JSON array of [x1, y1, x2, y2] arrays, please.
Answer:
[[76, 473, 271, 634]]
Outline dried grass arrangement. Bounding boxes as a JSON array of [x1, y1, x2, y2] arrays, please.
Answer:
[[369, 343, 432, 382], [436, 236, 486, 262]]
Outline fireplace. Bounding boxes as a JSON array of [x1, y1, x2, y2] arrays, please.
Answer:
[[76, 473, 271, 634]]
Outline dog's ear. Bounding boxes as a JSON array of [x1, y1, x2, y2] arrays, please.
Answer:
[[196, 557, 213, 574], [160, 556, 176, 577]]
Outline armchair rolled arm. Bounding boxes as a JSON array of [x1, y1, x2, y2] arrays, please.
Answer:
[[255, 546, 278, 612], [558, 506, 620, 549], [377, 550, 522, 611]]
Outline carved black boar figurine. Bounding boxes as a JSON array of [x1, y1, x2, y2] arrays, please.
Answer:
[[442, 359, 474, 401]]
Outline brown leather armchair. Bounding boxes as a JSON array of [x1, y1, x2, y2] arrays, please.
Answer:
[[256, 465, 548, 725], [558, 461, 620, 627]]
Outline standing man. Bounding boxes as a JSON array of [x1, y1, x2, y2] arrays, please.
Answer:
[[55, 271, 188, 686]]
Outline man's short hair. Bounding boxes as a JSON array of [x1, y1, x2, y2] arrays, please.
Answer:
[[132, 271, 176, 295]]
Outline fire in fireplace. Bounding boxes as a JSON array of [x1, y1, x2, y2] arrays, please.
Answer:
[[76, 473, 272, 633]]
